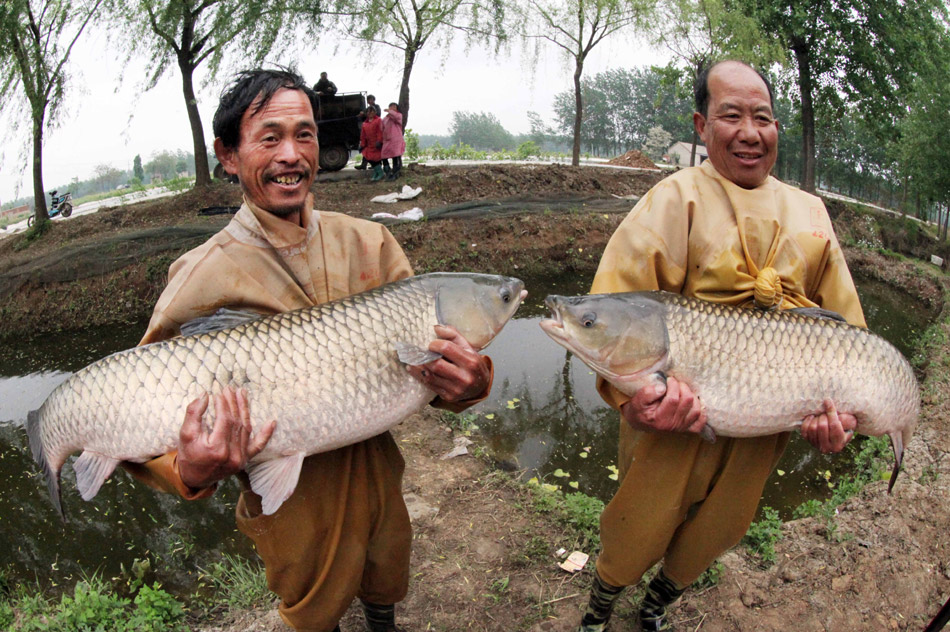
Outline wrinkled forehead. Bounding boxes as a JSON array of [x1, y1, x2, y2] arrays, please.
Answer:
[[242, 88, 315, 128]]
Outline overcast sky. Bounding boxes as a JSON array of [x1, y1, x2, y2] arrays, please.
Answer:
[[0, 26, 666, 203]]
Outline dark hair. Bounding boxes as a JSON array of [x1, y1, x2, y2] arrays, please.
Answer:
[[213, 68, 318, 150], [388, 102, 399, 111], [694, 61, 775, 118], [367, 94, 376, 101]]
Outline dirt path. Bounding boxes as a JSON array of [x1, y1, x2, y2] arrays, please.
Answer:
[[3, 164, 949, 631]]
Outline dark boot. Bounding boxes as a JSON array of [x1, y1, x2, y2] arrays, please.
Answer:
[[370, 164, 384, 181], [361, 599, 405, 632], [638, 570, 686, 632], [355, 157, 368, 170]]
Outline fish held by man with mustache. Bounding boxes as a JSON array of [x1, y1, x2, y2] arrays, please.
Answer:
[[539, 290, 919, 491], [28, 273, 527, 519]]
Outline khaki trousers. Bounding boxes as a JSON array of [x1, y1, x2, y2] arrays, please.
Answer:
[[596, 421, 790, 589], [236, 432, 411, 632]]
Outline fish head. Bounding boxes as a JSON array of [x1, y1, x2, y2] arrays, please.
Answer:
[[431, 273, 527, 349], [539, 293, 669, 389]]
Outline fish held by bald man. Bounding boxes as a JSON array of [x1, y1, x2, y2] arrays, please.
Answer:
[[28, 273, 527, 518], [539, 290, 919, 492]]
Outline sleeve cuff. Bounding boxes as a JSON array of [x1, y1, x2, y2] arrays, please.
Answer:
[[121, 451, 217, 501]]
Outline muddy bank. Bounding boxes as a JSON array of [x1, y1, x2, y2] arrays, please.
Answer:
[[2, 164, 949, 631]]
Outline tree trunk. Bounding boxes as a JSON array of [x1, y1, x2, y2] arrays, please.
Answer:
[[793, 41, 816, 193], [179, 57, 211, 187], [32, 110, 49, 221], [398, 46, 416, 131], [571, 57, 584, 167]]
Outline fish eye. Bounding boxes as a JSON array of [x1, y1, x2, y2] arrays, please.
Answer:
[[581, 312, 596, 328], [501, 290, 511, 303]]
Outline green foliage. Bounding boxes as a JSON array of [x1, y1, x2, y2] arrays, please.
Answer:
[[517, 140, 540, 159], [52, 576, 131, 631], [128, 583, 186, 631], [199, 554, 272, 611], [552, 66, 692, 157], [0, 0, 103, 216], [742, 506, 782, 566], [527, 482, 604, 549], [442, 411, 480, 436], [791, 436, 893, 541], [133, 154, 145, 181], [404, 128, 421, 159], [451, 111, 515, 151], [0, 573, 187, 632], [695, 561, 724, 589]]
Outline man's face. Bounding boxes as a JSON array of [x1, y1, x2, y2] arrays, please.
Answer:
[[215, 88, 318, 217], [693, 63, 778, 189]]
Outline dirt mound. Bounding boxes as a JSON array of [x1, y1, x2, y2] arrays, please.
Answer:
[[607, 150, 660, 170]]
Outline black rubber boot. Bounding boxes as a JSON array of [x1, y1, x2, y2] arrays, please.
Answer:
[[361, 599, 405, 632]]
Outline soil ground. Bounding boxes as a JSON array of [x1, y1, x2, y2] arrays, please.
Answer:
[[2, 164, 949, 631]]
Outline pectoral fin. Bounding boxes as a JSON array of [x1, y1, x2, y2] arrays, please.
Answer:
[[395, 341, 442, 366], [246, 453, 305, 515], [700, 425, 717, 444], [73, 451, 121, 501]]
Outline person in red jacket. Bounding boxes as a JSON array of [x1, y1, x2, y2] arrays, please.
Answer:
[[359, 106, 384, 181]]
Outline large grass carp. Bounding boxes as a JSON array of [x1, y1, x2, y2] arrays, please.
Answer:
[[28, 273, 526, 517], [539, 291, 919, 491]]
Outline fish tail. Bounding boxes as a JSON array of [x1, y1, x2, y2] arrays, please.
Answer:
[[26, 410, 64, 521], [887, 430, 905, 495]]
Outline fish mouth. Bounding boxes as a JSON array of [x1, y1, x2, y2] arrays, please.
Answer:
[[539, 296, 565, 337]]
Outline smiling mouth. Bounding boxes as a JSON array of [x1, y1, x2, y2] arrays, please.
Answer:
[[272, 173, 304, 186], [734, 152, 762, 160]]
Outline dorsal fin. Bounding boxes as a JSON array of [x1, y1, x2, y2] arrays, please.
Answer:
[[786, 307, 848, 323], [180, 308, 264, 337]]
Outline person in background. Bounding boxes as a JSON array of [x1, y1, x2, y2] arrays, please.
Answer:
[[360, 106, 385, 181], [381, 102, 406, 181], [575, 59, 866, 632], [127, 68, 494, 632], [356, 95, 384, 170], [313, 71, 337, 96]]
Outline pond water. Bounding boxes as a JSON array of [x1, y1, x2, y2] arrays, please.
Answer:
[[0, 274, 932, 589]]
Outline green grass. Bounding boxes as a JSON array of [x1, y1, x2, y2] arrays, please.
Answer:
[[198, 553, 272, 612]]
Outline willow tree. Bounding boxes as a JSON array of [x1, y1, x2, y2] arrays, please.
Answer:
[[116, 0, 302, 187], [735, 0, 949, 193], [325, 0, 506, 131], [0, 0, 103, 222], [522, 0, 655, 166]]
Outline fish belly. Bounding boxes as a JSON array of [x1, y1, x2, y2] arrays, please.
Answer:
[[663, 299, 919, 440]]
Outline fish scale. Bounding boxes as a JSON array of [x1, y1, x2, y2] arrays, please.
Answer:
[[540, 290, 919, 492], [28, 272, 525, 518]]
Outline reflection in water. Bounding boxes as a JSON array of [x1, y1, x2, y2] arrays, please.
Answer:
[[0, 274, 933, 589], [0, 324, 253, 591]]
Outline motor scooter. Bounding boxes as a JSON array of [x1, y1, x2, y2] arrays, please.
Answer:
[[27, 190, 73, 227]]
